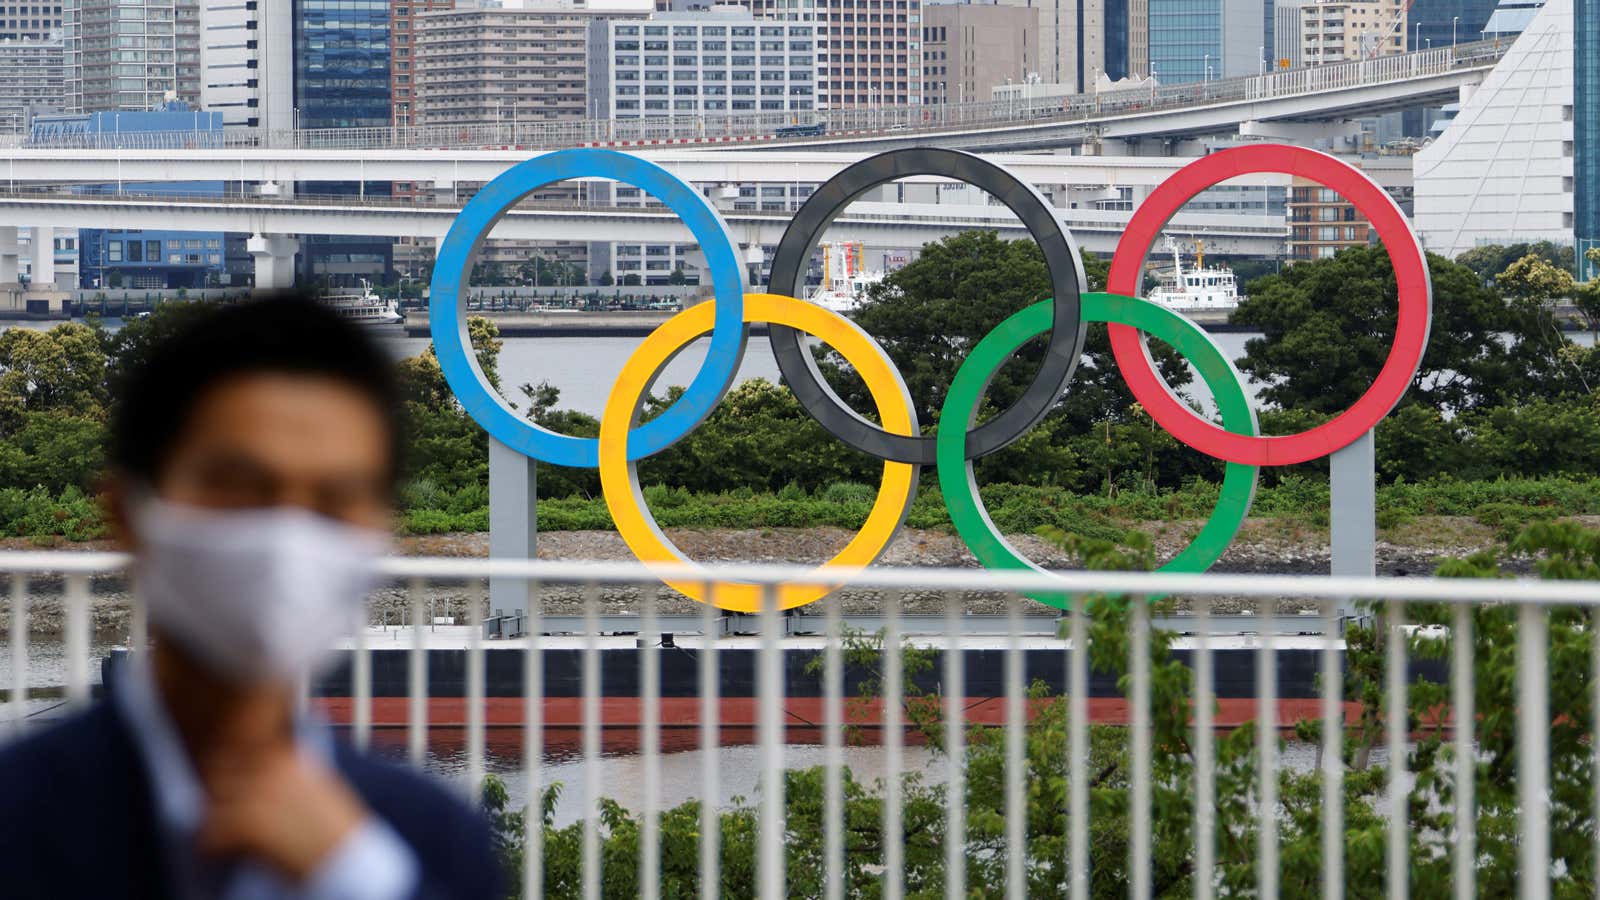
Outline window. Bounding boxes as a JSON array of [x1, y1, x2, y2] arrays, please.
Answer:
[[107, 241, 122, 262], [146, 241, 161, 261], [126, 240, 142, 262]]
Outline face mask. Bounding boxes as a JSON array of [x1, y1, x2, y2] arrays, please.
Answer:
[[131, 496, 389, 684]]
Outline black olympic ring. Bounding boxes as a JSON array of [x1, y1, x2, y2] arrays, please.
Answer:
[[766, 147, 1088, 466]]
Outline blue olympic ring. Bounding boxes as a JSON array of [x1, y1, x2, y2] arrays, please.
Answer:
[[430, 148, 748, 468]]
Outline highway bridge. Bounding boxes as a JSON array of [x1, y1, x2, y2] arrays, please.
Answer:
[[0, 187, 1288, 260]]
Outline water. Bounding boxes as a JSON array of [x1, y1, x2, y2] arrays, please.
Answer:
[[375, 330, 1264, 419], [380, 333, 784, 416]]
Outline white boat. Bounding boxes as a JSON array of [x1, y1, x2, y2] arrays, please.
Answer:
[[1148, 237, 1240, 312], [806, 240, 884, 314], [321, 279, 405, 326]]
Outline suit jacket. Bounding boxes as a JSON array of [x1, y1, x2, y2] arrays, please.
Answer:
[[0, 701, 502, 899]]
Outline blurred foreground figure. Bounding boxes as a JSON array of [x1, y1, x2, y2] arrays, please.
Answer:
[[0, 295, 499, 899]]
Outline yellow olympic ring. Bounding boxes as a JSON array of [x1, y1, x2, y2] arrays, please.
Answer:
[[599, 293, 920, 612]]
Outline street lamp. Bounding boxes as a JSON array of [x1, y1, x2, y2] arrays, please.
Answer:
[[1258, 44, 1265, 76], [1203, 53, 1210, 83], [1414, 21, 1421, 51], [1452, 16, 1459, 48]]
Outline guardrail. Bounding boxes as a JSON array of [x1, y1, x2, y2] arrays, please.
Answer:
[[0, 41, 1508, 155], [0, 187, 1292, 242], [3, 551, 1584, 897]]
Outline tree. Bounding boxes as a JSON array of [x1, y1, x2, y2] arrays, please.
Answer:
[[1455, 240, 1575, 284], [667, 264, 687, 286], [0, 323, 109, 428], [1231, 245, 1581, 416], [817, 231, 1193, 432], [392, 316, 503, 493]]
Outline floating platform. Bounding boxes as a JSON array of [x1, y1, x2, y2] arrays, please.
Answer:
[[101, 630, 1447, 733]]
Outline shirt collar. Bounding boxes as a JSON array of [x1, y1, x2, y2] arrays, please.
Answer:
[[113, 655, 206, 833]]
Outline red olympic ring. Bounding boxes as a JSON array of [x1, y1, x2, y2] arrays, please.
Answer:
[[1106, 145, 1432, 467]]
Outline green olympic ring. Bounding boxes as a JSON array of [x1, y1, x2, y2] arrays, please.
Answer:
[[937, 292, 1260, 608]]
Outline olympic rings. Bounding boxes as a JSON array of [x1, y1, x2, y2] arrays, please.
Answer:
[[428, 144, 1435, 610], [766, 147, 1088, 466], [1106, 145, 1433, 466], [598, 293, 920, 612], [430, 148, 748, 469], [937, 293, 1259, 608]]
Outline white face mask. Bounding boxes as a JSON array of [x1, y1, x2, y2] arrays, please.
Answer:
[[132, 496, 389, 684]]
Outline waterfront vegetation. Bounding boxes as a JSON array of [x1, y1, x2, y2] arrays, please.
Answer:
[[481, 521, 1600, 896], [1, 237, 1600, 545]]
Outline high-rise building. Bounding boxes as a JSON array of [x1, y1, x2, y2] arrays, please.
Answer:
[[415, 3, 650, 126], [293, 0, 390, 129], [1412, 0, 1575, 259], [1302, 0, 1406, 65], [199, 2, 292, 131], [0, 36, 63, 129], [1148, 0, 1264, 83], [1273, 0, 1304, 67], [588, 9, 817, 120], [1577, 0, 1598, 278], [743, 0, 924, 107], [390, 0, 453, 127], [63, 0, 200, 112], [984, 0, 1146, 91], [0, 3, 61, 41], [922, 3, 1037, 105]]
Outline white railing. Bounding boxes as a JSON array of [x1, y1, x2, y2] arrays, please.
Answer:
[[0, 41, 1508, 155], [2, 550, 1592, 897]]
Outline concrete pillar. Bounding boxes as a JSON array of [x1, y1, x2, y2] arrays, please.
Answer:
[[488, 437, 536, 619], [247, 234, 300, 290], [0, 226, 19, 283], [1330, 429, 1376, 623], [30, 225, 53, 289]]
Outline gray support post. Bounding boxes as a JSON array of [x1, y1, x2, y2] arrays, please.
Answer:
[[1329, 429, 1376, 623], [489, 437, 536, 618]]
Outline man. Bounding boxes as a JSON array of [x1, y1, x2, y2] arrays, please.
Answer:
[[0, 295, 500, 899]]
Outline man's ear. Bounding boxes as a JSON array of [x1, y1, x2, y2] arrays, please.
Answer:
[[99, 474, 138, 553]]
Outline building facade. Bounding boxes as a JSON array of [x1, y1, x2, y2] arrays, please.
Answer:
[[1273, 0, 1304, 67], [1578, 0, 1597, 278], [983, 0, 1146, 91], [1301, 0, 1405, 66], [0, 2, 60, 41], [1148, 0, 1264, 83], [743, 0, 924, 108], [1287, 175, 1373, 259], [0, 36, 63, 129], [198, 1, 293, 132], [389, 0, 452, 127], [1405, 0, 1496, 49], [63, 0, 200, 113], [415, 3, 650, 126], [1413, 0, 1574, 259], [292, 0, 390, 129], [587, 9, 818, 120], [922, 3, 1037, 106]]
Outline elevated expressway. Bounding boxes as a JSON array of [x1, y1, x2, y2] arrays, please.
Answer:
[[0, 188, 1288, 261]]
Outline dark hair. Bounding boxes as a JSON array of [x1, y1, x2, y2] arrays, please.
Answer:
[[109, 291, 404, 486]]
